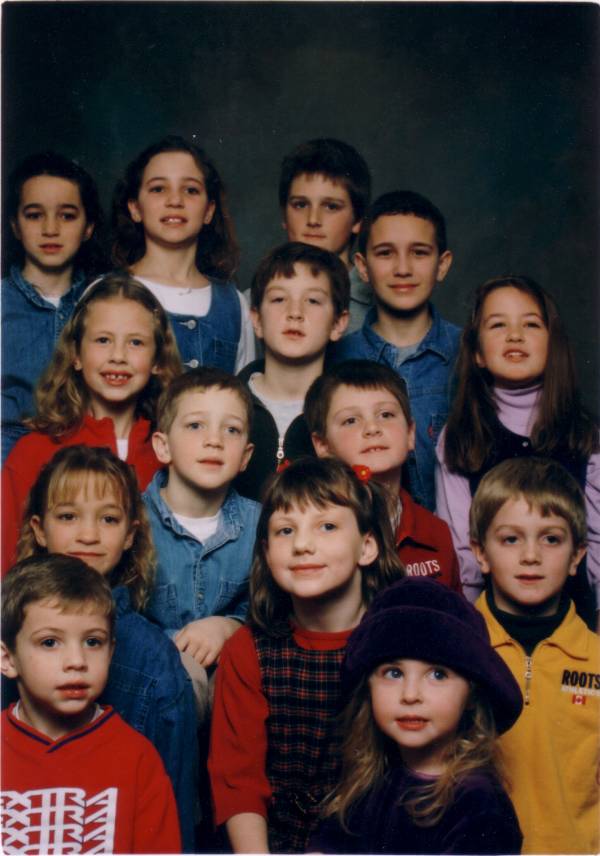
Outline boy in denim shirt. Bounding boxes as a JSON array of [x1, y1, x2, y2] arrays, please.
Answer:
[[143, 368, 261, 707], [279, 138, 372, 333], [331, 191, 460, 511]]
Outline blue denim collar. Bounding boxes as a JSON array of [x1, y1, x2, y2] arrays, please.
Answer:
[[8, 265, 87, 309], [112, 585, 132, 616], [145, 468, 243, 544], [362, 303, 456, 363]]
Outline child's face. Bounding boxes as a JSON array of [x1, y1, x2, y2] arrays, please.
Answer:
[[265, 501, 377, 606], [74, 297, 159, 418], [251, 264, 348, 362], [312, 385, 415, 486], [472, 496, 585, 617], [355, 214, 452, 317], [283, 173, 360, 261], [127, 151, 215, 247], [31, 475, 135, 576], [153, 387, 254, 493], [1, 599, 113, 739], [475, 287, 549, 388], [369, 659, 470, 775], [12, 175, 93, 275]]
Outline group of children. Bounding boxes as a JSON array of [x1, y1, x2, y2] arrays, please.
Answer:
[[1, 135, 598, 855]]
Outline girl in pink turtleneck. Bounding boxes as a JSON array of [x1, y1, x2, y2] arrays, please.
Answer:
[[435, 275, 599, 627]]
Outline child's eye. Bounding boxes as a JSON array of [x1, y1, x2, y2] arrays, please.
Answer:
[[379, 410, 397, 420], [184, 186, 200, 195], [341, 416, 358, 426], [85, 637, 106, 648], [543, 534, 563, 546], [40, 638, 58, 649], [23, 211, 42, 220], [430, 667, 448, 681], [226, 426, 241, 435], [374, 249, 391, 258], [95, 336, 111, 344], [102, 515, 122, 525], [413, 249, 430, 257], [501, 535, 519, 545], [57, 512, 76, 522], [307, 297, 323, 306], [129, 338, 146, 347], [381, 666, 403, 680], [488, 322, 505, 330], [186, 421, 203, 430], [60, 212, 78, 222], [525, 321, 543, 329], [274, 526, 294, 536], [324, 202, 343, 212], [320, 522, 337, 532], [289, 200, 307, 210], [269, 296, 285, 304], [148, 185, 165, 193]]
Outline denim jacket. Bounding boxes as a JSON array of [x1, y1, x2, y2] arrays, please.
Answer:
[[331, 304, 461, 511], [143, 470, 261, 634], [103, 586, 198, 852], [168, 277, 241, 373], [1, 265, 88, 463]]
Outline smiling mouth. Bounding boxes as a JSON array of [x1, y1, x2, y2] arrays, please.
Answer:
[[515, 574, 544, 582], [161, 217, 188, 224], [68, 551, 103, 558], [101, 372, 132, 385], [198, 458, 223, 466], [283, 329, 305, 337], [39, 243, 64, 252], [290, 564, 326, 573], [361, 446, 388, 453], [396, 717, 428, 731], [503, 350, 528, 360]]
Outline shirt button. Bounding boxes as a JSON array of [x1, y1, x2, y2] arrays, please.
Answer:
[[185, 319, 197, 330], [522, 440, 529, 447], [186, 359, 200, 368]]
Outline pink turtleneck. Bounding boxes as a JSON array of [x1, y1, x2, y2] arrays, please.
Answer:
[[435, 384, 600, 607]]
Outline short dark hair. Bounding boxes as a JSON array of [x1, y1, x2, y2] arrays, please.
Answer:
[[357, 190, 448, 255], [250, 241, 350, 318], [2, 554, 115, 652], [278, 138, 371, 222], [304, 360, 412, 438], [156, 366, 254, 434], [5, 151, 105, 275]]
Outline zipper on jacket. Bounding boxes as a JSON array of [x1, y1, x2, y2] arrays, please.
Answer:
[[276, 436, 285, 464], [524, 655, 533, 705]]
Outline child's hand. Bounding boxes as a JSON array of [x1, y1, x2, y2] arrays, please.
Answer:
[[174, 616, 241, 667]]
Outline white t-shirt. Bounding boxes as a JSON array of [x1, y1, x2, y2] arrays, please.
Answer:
[[135, 277, 255, 373], [173, 509, 221, 542], [248, 374, 304, 438]]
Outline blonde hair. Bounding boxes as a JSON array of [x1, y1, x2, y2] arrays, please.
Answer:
[[16, 445, 155, 610], [324, 676, 503, 829], [470, 457, 587, 548], [26, 273, 182, 438], [249, 457, 405, 636]]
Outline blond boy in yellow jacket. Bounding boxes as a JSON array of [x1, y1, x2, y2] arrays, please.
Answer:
[[469, 457, 598, 855]]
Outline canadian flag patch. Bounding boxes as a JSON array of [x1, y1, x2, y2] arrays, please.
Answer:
[[572, 694, 586, 705]]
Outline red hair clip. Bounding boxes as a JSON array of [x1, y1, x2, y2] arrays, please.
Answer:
[[352, 464, 372, 482], [277, 458, 292, 473]]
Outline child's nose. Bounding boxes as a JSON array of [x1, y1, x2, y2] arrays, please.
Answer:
[[306, 204, 321, 225], [362, 417, 381, 436], [292, 528, 315, 553], [506, 324, 525, 341], [204, 427, 224, 447], [400, 676, 422, 703], [286, 301, 304, 320], [63, 643, 87, 671], [77, 520, 100, 543], [521, 539, 541, 563], [109, 340, 127, 362], [41, 215, 59, 236], [166, 188, 184, 206]]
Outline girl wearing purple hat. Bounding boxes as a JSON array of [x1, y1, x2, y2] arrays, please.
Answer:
[[309, 577, 523, 854]]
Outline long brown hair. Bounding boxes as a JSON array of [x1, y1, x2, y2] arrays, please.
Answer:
[[111, 135, 239, 280], [249, 457, 405, 637], [444, 275, 598, 474], [26, 273, 182, 438], [324, 676, 503, 829], [16, 445, 155, 611]]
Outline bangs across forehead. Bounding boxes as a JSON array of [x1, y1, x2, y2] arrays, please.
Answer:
[[38, 596, 112, 621], [46, 469, 129, 514], [269, 476, 360, 521]]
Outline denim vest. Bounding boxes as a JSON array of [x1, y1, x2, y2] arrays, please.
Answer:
[[142, 470, 261, 633], [168, 278, 241, 373], [331, 304, 461, 511], [1, 266, 88, 463]]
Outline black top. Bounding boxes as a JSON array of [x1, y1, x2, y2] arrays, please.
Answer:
[[308, 765, 522, 855]]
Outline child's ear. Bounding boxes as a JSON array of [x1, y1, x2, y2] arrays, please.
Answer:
[[152, 431, 172, 465], [30, 515, 48, 549], [250, 307, 264, 340], [10, 219, 21, 241], [239, 442, 255, 474], [127, 199, 143, 224], [329, 311, 349, 342], [435, 250, 453, 283], [358, 531, 379, 567], [124, 520, 138, 552], [351, 218, 362, 236], [407, 421, 416, 452], [311, 433, 331, 458], [354, 253, 370, 284], [1, 642, 18, 680], [471, 540, 492, 575], [203, 200, 216, 226], [83, 222, 95, 242], [568, 545, 587, 577]]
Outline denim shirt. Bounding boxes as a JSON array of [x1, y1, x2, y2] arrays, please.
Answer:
[[331, 304, 461, 511], [143, 470, 261, 634], [1, 265, 88, 463], [102, 586, 198, 852], [168, 278, 241, 373]]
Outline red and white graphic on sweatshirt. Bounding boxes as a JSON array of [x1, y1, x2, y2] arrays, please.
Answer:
[[1, 786, 117, 853]]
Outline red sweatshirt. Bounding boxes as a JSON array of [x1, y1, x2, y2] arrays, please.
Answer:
[[1, 705, 181, 854], [1, 414, 160, 573], [396, 487, 462, 593]]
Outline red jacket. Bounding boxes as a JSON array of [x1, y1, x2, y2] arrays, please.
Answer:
[[1, 414, 160, 574], [396, 487, 462, 593], [1, 705, 181, 854]]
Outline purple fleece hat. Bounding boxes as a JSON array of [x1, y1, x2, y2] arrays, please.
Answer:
[[341, 578, 523, 735]]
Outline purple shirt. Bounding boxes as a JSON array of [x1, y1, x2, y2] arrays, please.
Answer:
[[435, 384, 600, 604]]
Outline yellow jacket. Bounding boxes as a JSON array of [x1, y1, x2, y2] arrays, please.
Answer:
[[477, 595, 599, 854]]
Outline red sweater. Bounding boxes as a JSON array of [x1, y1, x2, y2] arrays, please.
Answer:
[[1, 414, 160, 573], [208, 623, 352, 827], [396, 487, 462, 593], [1, 705, 181, 854]]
